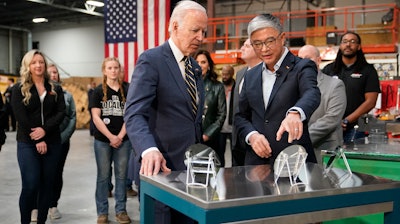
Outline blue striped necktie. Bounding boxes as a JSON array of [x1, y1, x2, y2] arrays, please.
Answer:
[[183, 56, 197, 115]]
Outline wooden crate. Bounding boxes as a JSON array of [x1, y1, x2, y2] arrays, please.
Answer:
[[61, 77, 102, 129], [356, 23, 393, 45], [306, 26, 337, 46]]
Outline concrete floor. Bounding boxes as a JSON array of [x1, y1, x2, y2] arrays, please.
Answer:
[[0, 129, 140, 224], [0, 129, 233, 223]]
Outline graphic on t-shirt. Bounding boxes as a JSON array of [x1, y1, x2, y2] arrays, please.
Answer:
[[101, 95, 125, 117]]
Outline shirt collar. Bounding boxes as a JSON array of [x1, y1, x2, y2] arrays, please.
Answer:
[[263, 47, 289, 73], [168, 38, 185, 63]]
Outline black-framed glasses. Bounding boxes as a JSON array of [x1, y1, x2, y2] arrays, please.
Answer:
[[340, 39, 359, 45], [251, 33, 281, 50]]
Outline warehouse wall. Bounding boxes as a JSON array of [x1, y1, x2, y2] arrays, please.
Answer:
[[0, 20, 104, 78], [32, 20, 104, 78], [0, 29, 26, 75]]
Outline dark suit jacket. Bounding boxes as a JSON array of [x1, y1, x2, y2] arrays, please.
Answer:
[[231, 67, 251, 167], [235, 51, 320, 165], [232, 67, 247, 148], [124, 41, 205, 171]]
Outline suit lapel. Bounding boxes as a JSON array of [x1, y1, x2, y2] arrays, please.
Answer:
[[237, 68, 246, 84], [162, 43, 194, 117], [247, 64, 265, 118], [317, 70, 323, 87]]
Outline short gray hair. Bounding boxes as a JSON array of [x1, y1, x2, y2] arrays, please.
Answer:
[[247, 14, 283, 36], [168, 0, 206, 33]]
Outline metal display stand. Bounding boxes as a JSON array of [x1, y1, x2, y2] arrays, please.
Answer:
[[273, 145, 308, 186], [324, 146, 353, 185], [185, 144, 219, 187]]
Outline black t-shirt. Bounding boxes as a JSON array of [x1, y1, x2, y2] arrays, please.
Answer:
[[89, 84, 128, 143], [322, 61, 381, 125]]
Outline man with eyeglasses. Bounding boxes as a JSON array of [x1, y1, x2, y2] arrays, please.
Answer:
[[322, 31, 380, 143], [235, 14, 320, 166]]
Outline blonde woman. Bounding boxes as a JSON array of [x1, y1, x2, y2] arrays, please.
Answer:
[[11, 50, 65, 224], [89, 57, 131, 224]]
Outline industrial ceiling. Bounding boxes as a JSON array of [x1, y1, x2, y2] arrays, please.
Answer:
[[0, 0, 324, 30], [0, 0, 104, 30]]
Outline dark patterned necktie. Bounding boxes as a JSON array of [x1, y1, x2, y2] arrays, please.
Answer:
[[183, 56, 197, 115]]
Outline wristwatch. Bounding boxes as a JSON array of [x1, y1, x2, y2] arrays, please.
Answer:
[[342, 119, 349, 125]]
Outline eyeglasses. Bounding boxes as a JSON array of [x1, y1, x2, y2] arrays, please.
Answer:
[[251, 34, 281, 50], [340, 39, 359, 45]]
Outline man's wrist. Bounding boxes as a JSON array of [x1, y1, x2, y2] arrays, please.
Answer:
[[288, 110, 299, 114], [342, 118, 349, 124], [245, 131, 258, 145]]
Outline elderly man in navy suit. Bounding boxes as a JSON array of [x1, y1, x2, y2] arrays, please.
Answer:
[[124, 1, 207, 223], [235, 14, 320, 166]]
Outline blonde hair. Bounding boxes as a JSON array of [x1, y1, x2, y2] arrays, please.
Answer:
[[101, 57, 126, 103], [19, 49, 56, 105], [47, 63, 60, 82]]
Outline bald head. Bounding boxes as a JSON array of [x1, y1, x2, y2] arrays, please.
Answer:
[[221, 65, 235, 85], [298, 45, 321, 67], [222, 65, 234, 75]]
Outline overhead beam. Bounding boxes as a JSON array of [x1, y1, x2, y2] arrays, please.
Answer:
[[27, 0, 104, 17]]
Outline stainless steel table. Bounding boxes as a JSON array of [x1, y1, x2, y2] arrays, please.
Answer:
[[322, 139, 400, 181], [320, 140, 400, 224], [140, 163, 400, 224], [341, 139, 400, 161]]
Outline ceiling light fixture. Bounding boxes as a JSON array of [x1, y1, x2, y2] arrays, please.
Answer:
[[32, 18, 48, 23], [86, 0, 104, 7]]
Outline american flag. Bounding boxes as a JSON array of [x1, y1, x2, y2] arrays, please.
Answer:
[[104, 0, 170, 82]]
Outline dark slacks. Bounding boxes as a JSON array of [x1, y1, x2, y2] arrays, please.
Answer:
[[50, 140, 70, 207]]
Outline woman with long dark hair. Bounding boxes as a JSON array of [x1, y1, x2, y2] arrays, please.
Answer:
[[194, 50, 227, 166]]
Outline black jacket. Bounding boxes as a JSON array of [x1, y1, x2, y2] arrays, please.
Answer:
[[202, 74, 226, 140], [11, 81, 65, 144]]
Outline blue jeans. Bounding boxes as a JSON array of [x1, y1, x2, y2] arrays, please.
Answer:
[[17, 142, 62, 224], [94, 139, 131, 215]]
